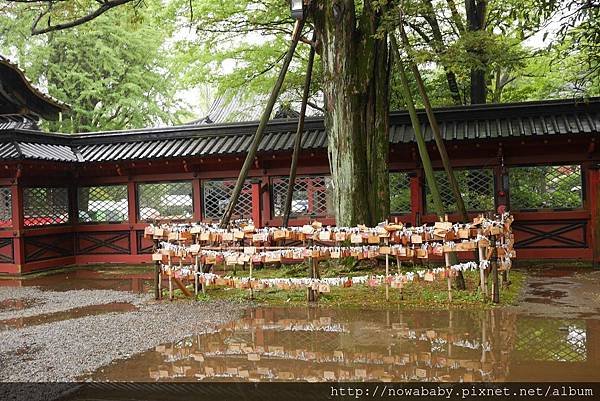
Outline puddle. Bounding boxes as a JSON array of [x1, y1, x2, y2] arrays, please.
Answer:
[[528, 281, 570, 288], [85, 307, 600, 382], [529, 289, 568, 299], [0, 298, 41, 312], [0, 302, 138, 331], [530, 268, 578, 278], [1, 268, 154, 293]]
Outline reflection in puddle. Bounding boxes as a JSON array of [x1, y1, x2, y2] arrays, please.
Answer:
[[86, 308, 600, 382], [0, 302, 138, 331], [1, 268, 153, 293]]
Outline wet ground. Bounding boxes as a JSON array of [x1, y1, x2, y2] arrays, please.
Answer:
[[513, 267, 600, 319], [0, 265, 599, 383], [0, 266, 154, 293]]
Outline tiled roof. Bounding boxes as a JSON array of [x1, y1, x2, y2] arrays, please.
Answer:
[[0, 97, 598, 163]]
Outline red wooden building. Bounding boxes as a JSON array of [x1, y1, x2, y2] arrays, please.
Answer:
[[0, 58, 598, 274]]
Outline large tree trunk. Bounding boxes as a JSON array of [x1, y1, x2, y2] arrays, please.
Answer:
[[465, 0, 488, 104], [314, 0, 390, 226]]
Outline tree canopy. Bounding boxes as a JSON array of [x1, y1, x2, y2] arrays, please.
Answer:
[[0, 2, 190, 132], [1, 0, 598, 134]]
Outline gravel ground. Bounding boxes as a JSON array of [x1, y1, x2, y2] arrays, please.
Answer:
[[0, 287, 243, 383], [0, 287, 149, 320]]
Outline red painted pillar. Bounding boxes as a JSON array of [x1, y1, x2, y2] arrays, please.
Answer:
[[11, 181, 24, 273], [409, 171, 422, 226], [589, 167, 600, 268], [127, 181, 138, 256], [251, 180, 261, 227], [193, 177, 202, 221]]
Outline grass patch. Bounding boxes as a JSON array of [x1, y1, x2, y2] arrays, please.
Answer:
[[170, 259, 526, 310]]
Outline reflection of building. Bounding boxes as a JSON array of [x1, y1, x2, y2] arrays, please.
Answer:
[[90, 308, 517, 382], [509, 318, 600, 381]]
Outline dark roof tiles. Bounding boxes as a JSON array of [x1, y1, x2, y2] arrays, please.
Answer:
[[1, 98, 598, 163]]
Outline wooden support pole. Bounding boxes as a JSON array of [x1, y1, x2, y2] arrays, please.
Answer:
[[397, 23, 467, 222], [491, 235, 500, 303], [282, 32, 316, 228], [220, 19, 305, 228], [390, 35, 444, 216], [395, 26, 468, 290]]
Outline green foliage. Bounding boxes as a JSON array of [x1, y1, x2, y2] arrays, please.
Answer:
[[0, 4, 191, 133]]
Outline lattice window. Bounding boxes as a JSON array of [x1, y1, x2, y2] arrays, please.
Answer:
[[271, 176, 333, 217], [23, 187, 69, 226], [425, 169, 495, 213], [203, 180, 253, 220], [0, 187, 12, 228], [78, 185, 128, 223], [137, 181, 193, 221], [509, 165, 583, 210], [390, 172, 411, 214]]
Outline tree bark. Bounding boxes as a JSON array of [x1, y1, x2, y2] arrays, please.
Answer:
[[314, 0, 390, 226], [422, 0, 463, 105], [465, 0, 488, 104]]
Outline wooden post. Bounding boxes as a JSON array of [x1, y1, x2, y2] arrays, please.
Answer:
[[490, 235, 500, 303], [478, 243, 487, 301], [249, 260, 254, 300], [194, 255, 199, 296], [168, 254, 173, 301], [154, 260, 161, 300], [444, 252, 452, 302], [282, 33, 316, 227], [385, 253, 390, 301], [158, 268, 162, 299], [220, 19, 305, 228]]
